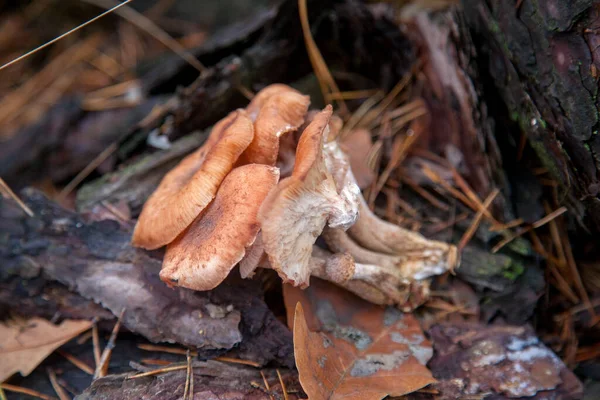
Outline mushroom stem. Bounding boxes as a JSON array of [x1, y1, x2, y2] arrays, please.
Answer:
[[307, 246, 429, 309]]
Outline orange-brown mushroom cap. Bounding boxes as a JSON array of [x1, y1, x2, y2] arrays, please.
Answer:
[[132, 109, 254, 250], [238, 90, 310, 166], [245, 84, 300, 120], [160, 164, 280, 291], [258, 105, 360, 287]]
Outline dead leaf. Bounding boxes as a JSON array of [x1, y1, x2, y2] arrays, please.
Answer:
[[285, 278, 435, 399], [0, 317, 92, 382]]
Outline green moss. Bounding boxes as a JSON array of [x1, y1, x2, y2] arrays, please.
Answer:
[[489, 20, 500, 34], [539, 118, 547, 129], [502, 262, 525, 281], [585, 143, 591, 151], [510, 111, 520, 122]]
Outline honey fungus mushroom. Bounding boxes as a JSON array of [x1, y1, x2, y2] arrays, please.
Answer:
[[131, 84, 458, 310], [132, 109, 254, 250], [258, 105, 360, 288], [160, 164, 279, 291]]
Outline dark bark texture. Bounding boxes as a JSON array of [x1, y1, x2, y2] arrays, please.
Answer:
[[0, 189, 294, 367], [462, 0, 600, 232]]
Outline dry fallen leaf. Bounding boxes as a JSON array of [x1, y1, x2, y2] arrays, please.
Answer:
[[285, 278, 435, 399], [0, 317, 92, 382]]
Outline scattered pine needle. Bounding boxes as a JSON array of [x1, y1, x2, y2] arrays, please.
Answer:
[[492, 206, 567, 253], [327, 89, 379, 100], [82, 0, 205, 73], [92, 321, 101, 369], [141, 359, 173, 366], [400, 174, 450, 211], [57, 349, 95, 375], [458, 188, 500, 250], [137, 343, 195, 356], [489, 218, 524, 232], [0, 178, 34, 217], [182, 350, 192, 400], [127, 365, 188, 379], [260, 370, 275, 400], [298, 0, 347, 115], [94, 308, 125, 379], [276, 369, 289, 400], [48, 369, 70, 400], [58, 142, 118, 201], [214, 356, 261, 368], [340, 91, 384, 139], [546, 203, 596, 321], [0, 384, 55, 400], [0, 0, 136, 71]]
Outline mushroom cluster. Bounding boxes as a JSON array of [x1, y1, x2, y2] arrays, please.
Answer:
[[131, 84, 458, 309]]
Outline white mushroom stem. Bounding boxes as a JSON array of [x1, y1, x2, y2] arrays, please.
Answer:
[[307, 246, 430, 309]]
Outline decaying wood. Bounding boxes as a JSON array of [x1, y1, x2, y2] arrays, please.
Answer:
[[426, 323, 583, 399], [462, 1, 600, 232], [75, 361, 301, 400], [0, 189, 293, 367]]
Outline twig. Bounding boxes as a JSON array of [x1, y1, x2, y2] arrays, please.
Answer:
[[0, 384, 56, 400], [0, 0, 136, 71], [458, 189, 500, 250], [0, 178, 34, 217], [48, 369, 70, 400], [127, 365, 188, 379], [57, 349, 95, 375], [276, 369, 289, 400], [94, 308, 125, 379], [0, 387, 6, 400]]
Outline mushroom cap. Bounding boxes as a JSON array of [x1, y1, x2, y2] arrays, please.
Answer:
[[160, 164, 280, 291], [245, 84, 300, 120], [132, 109, 254, 250], [258, 106, 359, 287], [239, 232, 266, 279], [238, 90, 310, 166]]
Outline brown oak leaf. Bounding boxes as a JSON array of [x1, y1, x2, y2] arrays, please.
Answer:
[[285, 278, 435, 399], [0, 317, 92, 382]]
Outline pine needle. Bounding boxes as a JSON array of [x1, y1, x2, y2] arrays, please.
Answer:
[[57, 350, 95, 375], [58, 142, 118, 201], [214, 357, 261, 367], [491, 206, 567, 253], [138, 343, 195, 356], [298, 0, 347, 114], [182, 350, 192, 400], [0, 178, 34, 217], [82, 0, 205, 73], [276, 370, 289, 400], [0, 0, 136, 71], [458, 189, 499, 250], [127, 365, 188, 379], [48, 369, 70, 400], [0, 384, 55, 400]]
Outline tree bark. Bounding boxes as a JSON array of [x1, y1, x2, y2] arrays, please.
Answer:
[[461, 0, 600, 232]]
